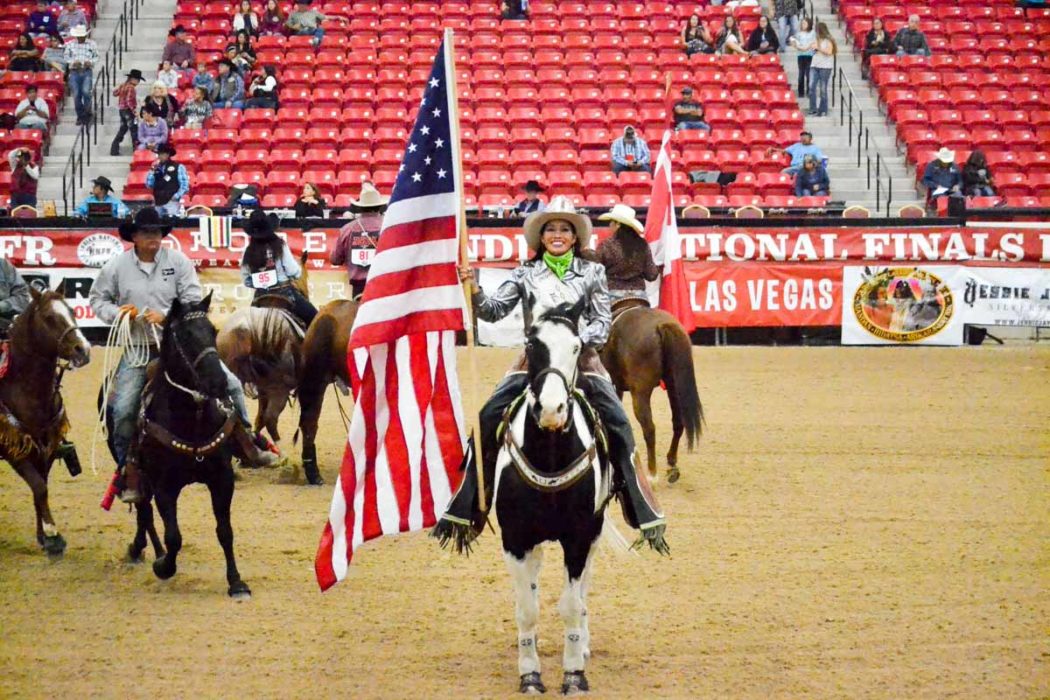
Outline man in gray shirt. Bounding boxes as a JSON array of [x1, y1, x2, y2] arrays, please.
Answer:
[[0, 257, 31, 337], [285, 0, 326, 46], [89, 209, 276, 501]]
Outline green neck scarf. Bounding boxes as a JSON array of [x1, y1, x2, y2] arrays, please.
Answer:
[[542, 250, 574, 280]]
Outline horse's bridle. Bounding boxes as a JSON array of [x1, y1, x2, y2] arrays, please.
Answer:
[[165, 311, 220, 405]]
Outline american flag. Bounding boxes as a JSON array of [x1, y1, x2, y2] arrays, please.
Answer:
[[315, 33, 468, 592]]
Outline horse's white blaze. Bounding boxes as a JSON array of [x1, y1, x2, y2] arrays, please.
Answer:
[[50, 299, 89, 349], [532, 322, 580, 431], [505, 546, 544, 676]]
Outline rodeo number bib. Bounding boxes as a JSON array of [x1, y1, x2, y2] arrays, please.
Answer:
[[350, 247, 375, 266], [251, 270, 277, 289]]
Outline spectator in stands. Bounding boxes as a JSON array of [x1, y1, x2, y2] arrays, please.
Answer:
[[962, 150, 996, 197], [136, 104, 168, 152], [42, 34, 68, 73], [9, 34, 42, 72], [501, 1, 528, 20], [245, 65, 278, 109], [809, 22, 835, 117], [144, 81, 180, 127], [773, 0, 800, 53], [516, 180, 546, 215], [775, 130, 826, 174], [64, 24, 97, 125], [294, 183, 327, 217], [862, 18, 895, 77], [232, 0, 260, 36], [611, 126, 651, 174], [893, 15, 930, 57], [794, 155, 830, 197], [922, 148, 962, 201], [212, 59, 245, 109], [146, 143, 189, 217], [110, 68, 142, 155], [715, 16, 749, 56], [14, 85, 49, 131], [180, 87, 213, 128], [331, 182, 389, 298], [74, 176, 129, 218], [192, 59, 216, 95], [161, 25, 195, 73], [8, 148, 40, 209], [259, 0, 285, 36], [27, 0, 60, 39], [57, 0, 88, 39], [234, 31, 257, 69], [285, 0, 326, 47], [682, 14, 715, 56], [673, 87, 710, 131], [224, 43, 253, 77], [156, 60, 180, 90], [789, 17, 815, 97], [746, 14, 781, 55]]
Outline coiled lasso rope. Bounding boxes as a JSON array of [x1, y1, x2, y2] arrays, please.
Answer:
[[90, 310, 159, 475]]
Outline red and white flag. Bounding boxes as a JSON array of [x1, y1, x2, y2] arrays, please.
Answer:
[[315, 34, 468, 591], [645, 130, 696, 333]]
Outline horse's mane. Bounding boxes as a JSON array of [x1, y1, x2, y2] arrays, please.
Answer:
[[534, 301, 584, 335]]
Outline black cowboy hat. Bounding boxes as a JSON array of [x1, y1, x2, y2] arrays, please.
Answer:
[[523, 179, 544, 193], [156, 142, 177, 157], [244, 209, 280, 240], [91, 176, 113, 192], [118, 207, 173, 242], [126, 69, 144, 81], [170, 25, 187, 35]]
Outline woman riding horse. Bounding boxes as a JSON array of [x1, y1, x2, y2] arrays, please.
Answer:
[[90, 208, 277, 503], [595, 203, 659, 305], [240, 209, 318, 326], [457, 196, 666, 549]]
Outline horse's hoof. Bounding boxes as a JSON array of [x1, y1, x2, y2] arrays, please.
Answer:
[[126, 544, 145, 563], [561, 671, 589, 695], [519, 672, 546, 694], [42, 534, 66, 557], [228, 581, 252, 600], [306, 473, 325, 486], [152, 557, 176, 580], [666, 467, 681, 484]]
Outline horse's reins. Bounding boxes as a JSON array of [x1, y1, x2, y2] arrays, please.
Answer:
[[165, 312, 220, 405]]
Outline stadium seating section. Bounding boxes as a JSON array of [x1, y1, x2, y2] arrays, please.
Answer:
[[841, 0, 1050, 208], [0, 1, 97, 207], [126, 0, 831, 210]]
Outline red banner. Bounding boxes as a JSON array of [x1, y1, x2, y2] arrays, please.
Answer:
[[685, 263, 841, 327]]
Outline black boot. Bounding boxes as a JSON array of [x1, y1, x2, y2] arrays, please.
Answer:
[[56, 440, 82, 477], [582, 376, 669, 555]]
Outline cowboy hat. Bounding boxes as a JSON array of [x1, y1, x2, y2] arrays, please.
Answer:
[[156, 142, 177, 157], [91, 176, 114, 192], [244, 208, 280, 240], [598, 203, 644, 234], [349, 181, 389, 209], [935, 147, 955, 164], [523, 195, 593, 251], [69, 25, 88, 38], [523, 179, 544, 193], [118, 207, 172, 242], [125, 69, 144, 81]]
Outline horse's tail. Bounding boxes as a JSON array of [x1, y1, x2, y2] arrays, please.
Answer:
[[658, 322, 703, 451]]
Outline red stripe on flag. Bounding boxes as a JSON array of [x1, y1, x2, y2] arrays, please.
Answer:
[[362, 262, 460, 300], [410, 337, 436, 522], [377, 215, 458, 250], [383, 346, 413, 533], [352, 309, 465, 349], [315, 522, 337, 591]]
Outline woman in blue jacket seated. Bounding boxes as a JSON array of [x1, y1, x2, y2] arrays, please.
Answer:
[[794, 155, 830, 197]]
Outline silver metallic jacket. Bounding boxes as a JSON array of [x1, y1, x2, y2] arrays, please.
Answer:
[[473, 257, 612, 348]]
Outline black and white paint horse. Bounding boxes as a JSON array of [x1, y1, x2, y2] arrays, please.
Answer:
[[495, 300, 612, 695]]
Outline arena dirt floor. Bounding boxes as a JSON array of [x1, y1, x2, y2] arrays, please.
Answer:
[[0, 345, 1047, 699]]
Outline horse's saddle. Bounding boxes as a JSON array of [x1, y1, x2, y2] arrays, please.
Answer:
[[251, 300, 307, 339]]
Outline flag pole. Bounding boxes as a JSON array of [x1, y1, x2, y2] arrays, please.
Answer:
[[445, 27, 487, 515]]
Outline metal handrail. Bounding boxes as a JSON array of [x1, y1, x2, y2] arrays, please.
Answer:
[[60, 0, 144, 215], [836, 67, 894, 215]]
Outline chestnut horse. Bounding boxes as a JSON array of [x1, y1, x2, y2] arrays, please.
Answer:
[[295, 298, 357, 486], [600, 305, 703, 482], [216, 251, 311, 444], [0, 286, 91, 555]]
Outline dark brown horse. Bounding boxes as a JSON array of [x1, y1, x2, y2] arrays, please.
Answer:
[[295, 298, 357, 486], [600, 305, 703, 482], [0, 286, 91, 555], [216, 251, 311, 444]]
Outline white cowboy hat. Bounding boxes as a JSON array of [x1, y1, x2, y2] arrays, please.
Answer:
[[350, 181, 389, 209], [523, 195, 593, 251], [69, 25, 88, 38], [935, 147, 955, 164], [597, 203, 644, 234]]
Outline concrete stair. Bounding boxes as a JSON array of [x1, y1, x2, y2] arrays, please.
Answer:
[[38, 0, 180, 213], [780, 0, 924, 213]]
